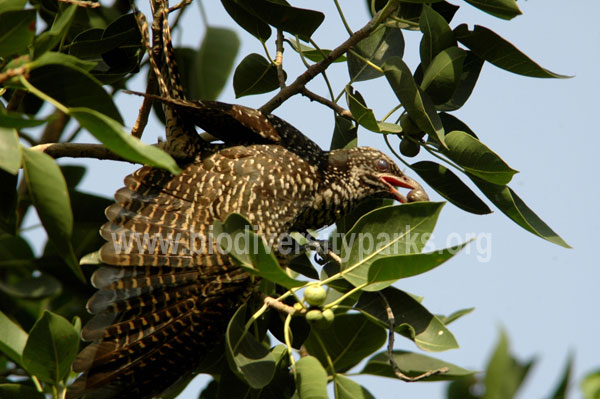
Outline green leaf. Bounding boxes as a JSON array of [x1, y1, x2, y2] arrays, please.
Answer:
[[364, 241, 469, 291], [348, 26, 404, 81], [0, 171, 18, 234], [233, 53, 280, 98], [217, 213, 303, 289], [463, 0, 521, 20], [0, 127, 21, 174], [356, 288, 458, 352], [361, 350, 473, 381], [225, 305, 276, 389], [0, 111, 47, 129], [438, 51, 484, 111], [547, 352, 573, 399], [471, 177, 570, 248], [0, 0, 27, 12], [445, 130, 517, 185], [21, 147, 83, 281], [192, 27, 240, 100], [26, 63, 123, 123], [484, 330, 534, 399], [437, 307, 475, 325], [0, 9, 35, 57], [30, 51, 97, 72], [382, 57, 445, 146], [236, 0, 324, 40], [0, 384, 45, 399], [295, 356, 328, 399], [0, 272, 61, 299], [455, 25, 570, 79], [330, 115, 357, 151], [221, 0, 271, 41], [340, 203, 444, 287], [304, 313, 386, 373], [334, 375, 375, 399], [346, 87, 401, 133], [34, 4, 77, 57], [419, 5, 455, 70], [287, 40, 346, 63], [411, 161, 491, 214], [22, 310, 79, 384], [582, 369, 600, 399], [69, 107, 181, 175], [0, 310, 28, 366], [421, 47, 467, 105]]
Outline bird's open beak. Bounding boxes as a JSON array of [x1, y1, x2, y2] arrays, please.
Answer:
[[379, 175, 429, 203]]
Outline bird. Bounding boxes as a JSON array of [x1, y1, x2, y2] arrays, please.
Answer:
[[66, 98, 429, 398]]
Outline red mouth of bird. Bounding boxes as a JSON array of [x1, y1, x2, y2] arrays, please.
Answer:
[[379, 175, 428, 203]]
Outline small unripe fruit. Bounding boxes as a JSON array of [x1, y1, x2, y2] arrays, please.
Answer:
[[321, 309, 335, 325], [304, 285, 327, 307], [305, 309, 323, 323], [400, 138, 420, 157]]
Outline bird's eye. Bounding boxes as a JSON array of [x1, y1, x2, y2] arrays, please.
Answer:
[[375, 158, 389, 171]]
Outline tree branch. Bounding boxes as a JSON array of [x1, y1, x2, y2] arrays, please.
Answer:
[[30, 143, 129, 162], [301, 88, 353, 120], [378, 292, 449, 382], [259, 3, 399, 114], [276, 29, 286, 89]]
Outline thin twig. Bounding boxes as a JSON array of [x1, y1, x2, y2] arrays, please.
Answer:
[[0, 66, 27, 85], [18, 131, 38, 146], [130, 72, 157, 138], [7, 90, 25, 111], [30, 143, 128, 162], [168, 0, 191, 13], [263, 296, 303, 315], [276, 29, 286, 88], [58, 0, 100, 7], [378, 292, 449, 382], [259, 2, 399, 114], [301, 88, 353, 120]]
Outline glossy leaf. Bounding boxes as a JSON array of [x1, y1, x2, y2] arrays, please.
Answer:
[[217, 213, 303, 289], [330, 114, 357, 151], [471, 177, 570, 248], [0, 310, 28, 366], [22, 310, 79, 384], [0, 384, 45, 399], [221, 0, 271, 41], [383, 57, 445, 146], [419, 5, 455, 70], [340, 202, 444, 287], [304, 313, 386, 373], [236, 0, 324, 39], [346, 87, 401, 134], [334, 375, 375, 399], [26, 64, 122, 123], [445, 130, 517, 185], [463, 0, 521, 20], [364, 241, 469, 291], [455, 24, 570, 79], [411, 161, 491, 214], [69, 107, 181, 175], [225, 305, 276, 389], [431, 1, 460, 23], [356, 288, 458, 352], [0, 9, 35, 57], [0, 0, 27, 12], [21, 147, 82, 280], [34, 4, 77, 57], [287, 40, 346, 63], [29, 51, 97, 72], [295, 356, 328, 399], [438, 112, 477, 139], [361, 350, 473, 381], [233, 53, 280, 98], [0, 127, 21, 174], [438, 307, 475, 326], [484, 330, 535, 399], [192, 27, 240, 100], [421, 46, 467, 105], [438, 51, 484, 111], [348, 26, 404, 81]]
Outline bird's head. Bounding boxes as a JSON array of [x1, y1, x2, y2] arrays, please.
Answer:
[[327, 147, 429, 204]]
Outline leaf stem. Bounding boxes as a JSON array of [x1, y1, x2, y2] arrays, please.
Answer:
[[333, 0, 353, 35], [323, 283, 368, 309], [18, 76, 69, 114], [283, 313, 296, 367]]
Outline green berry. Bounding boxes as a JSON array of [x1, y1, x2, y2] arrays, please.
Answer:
[[304, 285, 327, 307], [305, 309, 324, 323], [400, 138, 420, 157], [321, 309, 335, 325]]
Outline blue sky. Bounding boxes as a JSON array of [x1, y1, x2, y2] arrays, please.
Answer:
[[23, 0, 599, 397]]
